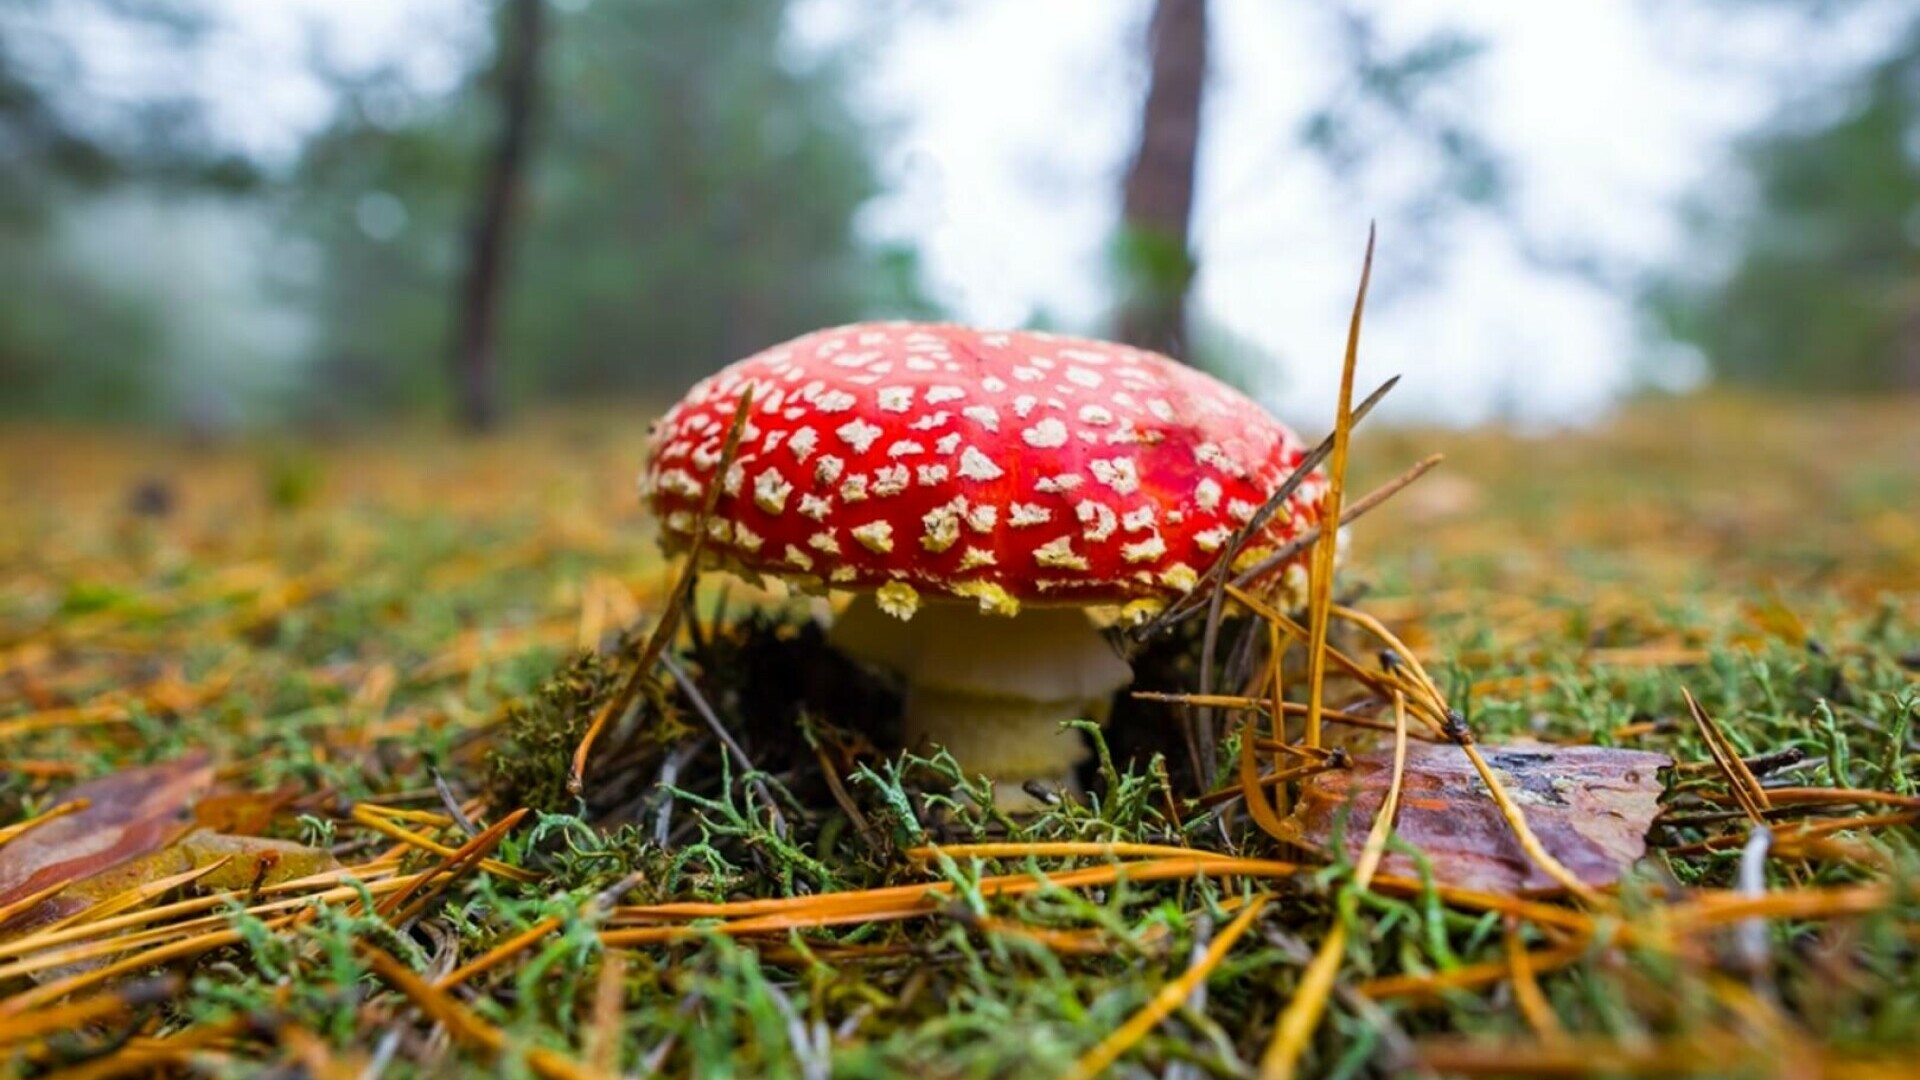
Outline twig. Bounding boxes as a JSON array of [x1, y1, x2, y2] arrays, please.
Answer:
[[1302, 224, 1375, 752], [349, 804, 537, 883], [430, 770, 479, 838], [434, 871, 641, 991], [359, 943, 605, 1080], [1063, 895, 1272, 1080], [1143, 374, 1403, 641], [569, 388, 754, 795], [1684, 688, 1772, 824], [1228, 453, 1445, 594], [1258, 689, 1407, 1080], [658, 652, 787, 840], [1735, 825, 1776, 1002], [652, 737, 707, 847], [1504, 916, 1567, 1046], [0, 798, 89, 850]]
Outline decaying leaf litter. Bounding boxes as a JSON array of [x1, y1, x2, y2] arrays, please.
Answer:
[[4, 304, 1920, 1074]]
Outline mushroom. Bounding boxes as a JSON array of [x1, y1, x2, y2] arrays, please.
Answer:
[[642, 323, 1328, 806]]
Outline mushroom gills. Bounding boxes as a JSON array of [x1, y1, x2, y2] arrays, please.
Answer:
[[829, 595, 1133, 807]]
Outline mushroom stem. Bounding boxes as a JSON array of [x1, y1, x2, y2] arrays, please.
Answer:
[[829, 596, 1134, 807]]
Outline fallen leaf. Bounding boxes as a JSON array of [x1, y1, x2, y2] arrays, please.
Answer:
[[46, 831, 339, 910], [0, 753, 214, 911], [193, 787, 301, 836], [178, 831, 339, 891], [1277, 741, 1669, 896]]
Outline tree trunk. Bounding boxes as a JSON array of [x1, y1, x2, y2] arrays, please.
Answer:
[[451, 0, 544, 432], [1117, 0, 1208, 360], [1900, 286, 1920, 391]]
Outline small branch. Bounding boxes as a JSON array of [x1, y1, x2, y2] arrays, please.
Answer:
[[569, 389, 753, 795], [659, 652, 788, 840]]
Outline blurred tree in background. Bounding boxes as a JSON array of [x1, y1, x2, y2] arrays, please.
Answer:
[[450, 0, 545, 432], [295, 0, 930, 425], [12, 0, 1915, 427], [1649, 8, 1920, 392], [1112, 2, 1508, 380], [1115, 0, 1206, 360]]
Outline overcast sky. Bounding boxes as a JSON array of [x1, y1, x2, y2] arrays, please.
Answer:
[[178, 0, 1878, 426]]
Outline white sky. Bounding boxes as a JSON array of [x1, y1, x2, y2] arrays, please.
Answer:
[[809, 0, 1780, 427], [147, 0, 1882, 426]]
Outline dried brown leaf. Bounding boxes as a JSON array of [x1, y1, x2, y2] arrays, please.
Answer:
[[192, 786, 300, 836], [1277, 741, 1670, 896], [0, 753, 214, 911]]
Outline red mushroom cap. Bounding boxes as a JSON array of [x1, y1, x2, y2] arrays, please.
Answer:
[[642, 322, 1328, 619]]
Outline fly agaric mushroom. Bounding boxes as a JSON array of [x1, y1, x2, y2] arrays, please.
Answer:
[[642, 322, 1328, 806]]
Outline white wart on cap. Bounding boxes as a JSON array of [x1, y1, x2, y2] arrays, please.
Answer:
[[642, 322, 1330, 623]]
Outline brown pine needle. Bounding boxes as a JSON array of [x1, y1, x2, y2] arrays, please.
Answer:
[[901, 842, 1237, 864], [359, 943, 607, 1080], [0, 863, 410, 966], [1350, 691, 1410, 888], [0, 874, 422, 983], [1708, 788, 1920, 810], [376, 807, 529, 922], [0, 878, 73, 930], [606, 857, 1308, 936], [1458, 740, 1608, 908], [1259, 690, 1409, 1080], [0, 798, 89, 849], [0, 976, 179, 1048], [1062, 894, 1273, 1080], [40, 855, 235, 935], [437, 915, 563, 990], [1130, 691, 1411, 736], [0, 706, 131, 742], [349, 803, 538, 882], [1683, 687, 1771, 824], [1412, 1035, 1912, 1079], [602, 901, 944, 945], [1, 921, 271, 1016], [1668, 883, 1891, 929], [1230, 452, 1445, 593], [24, 1009, 265, 1080], [1248, 738, 1340, 761], [1241, 661, 1293, 842], [1226, 585, 1452, 733], [356, 804, 459, 826], [587, 950, 627, 1077], [1359, 939, 1596, 1001], [1328, 605, 1450, 719], [1262, 920, 1351, 1080], [1505, 917, 1568, 1045], [568, 388, 754, 795], [436, 871, 641, 991], [1662, 811, 1919, 856], [1303, 224, 1374, 751], [1266, 619, 1289, 779], [1196, 759, 1344, 812]]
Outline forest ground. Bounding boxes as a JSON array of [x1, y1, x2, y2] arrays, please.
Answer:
[[2, 394, 1916, 1078]]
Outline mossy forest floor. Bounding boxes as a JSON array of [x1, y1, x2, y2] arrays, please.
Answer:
[[2, 394, 1918, 1078]]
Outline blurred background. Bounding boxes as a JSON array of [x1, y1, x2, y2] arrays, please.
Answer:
[[2, 0, 1919, 434]]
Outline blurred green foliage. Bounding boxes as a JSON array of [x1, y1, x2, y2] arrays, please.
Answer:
[[0, 0, 928, 424], [9, 0, 1919, 423], [0, 0, 252, 422], [1649, 15, 1920, 392], [290, 0, 932, 420]]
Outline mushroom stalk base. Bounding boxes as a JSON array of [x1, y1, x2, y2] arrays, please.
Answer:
[[829, 596, 1134, 809], [900, 688, 1105, 805]]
